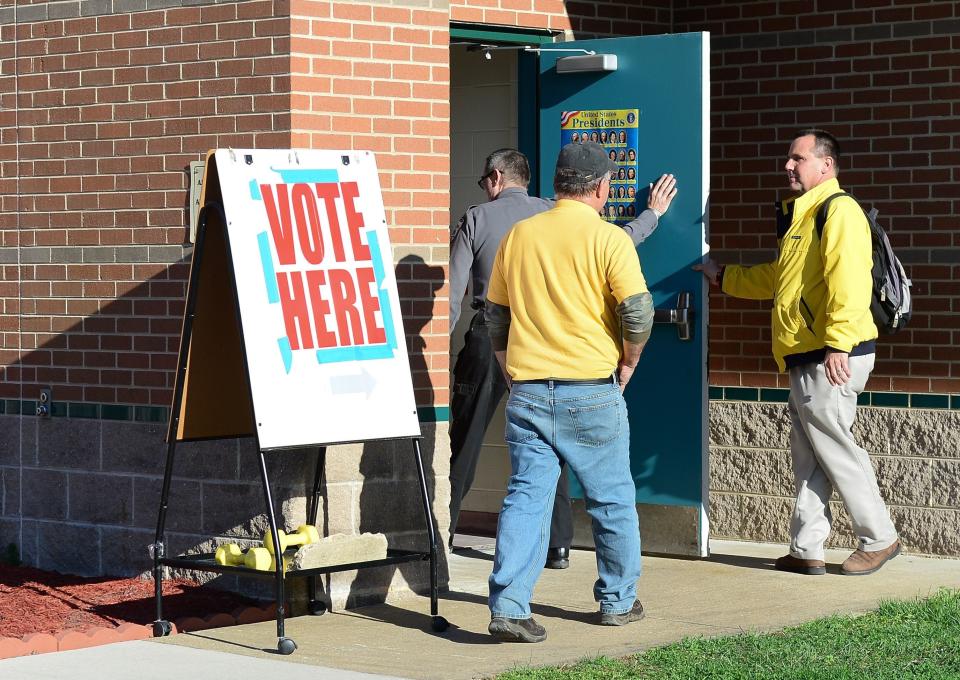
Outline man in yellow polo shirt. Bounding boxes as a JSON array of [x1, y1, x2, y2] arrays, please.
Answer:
[[483, 141, 654, 642]]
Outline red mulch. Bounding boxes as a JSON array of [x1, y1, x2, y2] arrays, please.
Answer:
[[0, 563, 260, 638]]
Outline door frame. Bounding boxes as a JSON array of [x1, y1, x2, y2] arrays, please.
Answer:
[[449, 22, 555, 197]]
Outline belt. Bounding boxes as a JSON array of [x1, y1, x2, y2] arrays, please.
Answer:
[[513, 375, 616, 386]]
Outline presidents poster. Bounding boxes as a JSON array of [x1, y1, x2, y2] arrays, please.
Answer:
[[213, 149, 420, 449], [560, 109, 640, 224]]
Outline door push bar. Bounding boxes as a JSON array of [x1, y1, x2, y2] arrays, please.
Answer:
[[653, 291, 694, 341]]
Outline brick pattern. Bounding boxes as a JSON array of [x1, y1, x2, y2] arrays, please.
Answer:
[[673, 1, 960, 393], [1, 2, 952, 418], [288, 1, 453, 406], [451, 0, 671, 35], [0, 1, 292, 408]]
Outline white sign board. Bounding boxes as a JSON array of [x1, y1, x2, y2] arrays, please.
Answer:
[[214, 149, 421, 449]]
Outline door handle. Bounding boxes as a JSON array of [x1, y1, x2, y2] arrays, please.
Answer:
[[653, 291, 694, 341]]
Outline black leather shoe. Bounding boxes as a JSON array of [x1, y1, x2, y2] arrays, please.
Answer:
[[545, 547, 570, 570]]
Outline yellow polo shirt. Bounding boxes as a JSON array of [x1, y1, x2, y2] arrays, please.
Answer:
[[486, 199, 648, 380]]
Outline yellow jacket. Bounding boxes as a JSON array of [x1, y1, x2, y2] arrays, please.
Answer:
[[721, 178, 878, 372]]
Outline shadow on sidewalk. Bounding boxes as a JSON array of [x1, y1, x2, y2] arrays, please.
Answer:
[[702, 552, 777, 571]]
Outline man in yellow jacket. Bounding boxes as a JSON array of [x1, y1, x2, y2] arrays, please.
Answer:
[[695, 129, 900, 576]]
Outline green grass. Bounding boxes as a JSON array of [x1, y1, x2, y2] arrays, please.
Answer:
[[494, 589, 960, 680]]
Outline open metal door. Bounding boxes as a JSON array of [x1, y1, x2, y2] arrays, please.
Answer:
[[537, 33, 710, 557]]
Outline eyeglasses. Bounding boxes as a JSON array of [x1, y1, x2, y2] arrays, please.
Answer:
[[477, 170, 496, 188]]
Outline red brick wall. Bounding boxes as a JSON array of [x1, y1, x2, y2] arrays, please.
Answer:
[[451, 0, 671, 35], [0, 1, 462, 411], [0, 2, 293, 408], [674, 0, 960, 394], [6, 0, 950, 417], [284, 1, 453, 408]]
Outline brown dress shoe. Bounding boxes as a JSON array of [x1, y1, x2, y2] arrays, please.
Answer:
[[841, 539, 901, 576], [774, 554, 826, 575]]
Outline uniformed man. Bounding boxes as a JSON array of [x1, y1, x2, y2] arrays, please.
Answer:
[[448, 148, 677, 569]]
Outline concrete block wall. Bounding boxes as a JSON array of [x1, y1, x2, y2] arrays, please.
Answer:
[[710, 401, 960, 557], [0, 413, 448, 608]]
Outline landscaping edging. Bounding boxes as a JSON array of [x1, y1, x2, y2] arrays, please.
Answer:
[[0, 603, 281, 659]]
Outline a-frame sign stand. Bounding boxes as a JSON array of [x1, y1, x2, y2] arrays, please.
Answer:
[[152, 150, 448, 654]]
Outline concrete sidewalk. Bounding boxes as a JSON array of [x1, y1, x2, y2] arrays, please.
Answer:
[[0, 640, 404, 680], [3, 539, 958, 680]]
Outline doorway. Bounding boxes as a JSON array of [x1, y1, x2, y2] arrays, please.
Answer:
[[448, 39, 516, 534], [448, 26, 554, 538], [447, 29, 711, 557]]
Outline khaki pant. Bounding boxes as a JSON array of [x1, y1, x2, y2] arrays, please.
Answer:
[[787, 354, 898, 560]]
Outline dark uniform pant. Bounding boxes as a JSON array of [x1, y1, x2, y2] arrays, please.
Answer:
[[449, 311, 573, 548]]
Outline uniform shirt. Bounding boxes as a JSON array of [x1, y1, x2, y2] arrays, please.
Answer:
[[486, 199, 649, 381], [449, 188, 552, 329], [449, 188, 660, 329]]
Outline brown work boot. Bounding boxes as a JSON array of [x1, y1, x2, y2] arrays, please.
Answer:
[[599, 600, 645, 626], [841, 539, 901, 576], [774, 554, 826, 575], [488, 616, 547, 643]]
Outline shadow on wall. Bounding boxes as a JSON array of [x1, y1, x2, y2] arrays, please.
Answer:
[[0, 252, 448, 604], [0, 258, 201, 578], [346, 255, 449, 610]]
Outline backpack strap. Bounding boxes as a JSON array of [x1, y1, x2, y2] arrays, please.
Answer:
[[814, 191, 852, 240]]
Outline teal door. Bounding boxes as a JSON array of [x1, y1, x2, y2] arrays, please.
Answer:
[[537, 33, 709, 556]]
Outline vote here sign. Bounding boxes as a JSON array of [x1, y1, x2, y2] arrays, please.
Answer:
[[214, 149, 420, 449]]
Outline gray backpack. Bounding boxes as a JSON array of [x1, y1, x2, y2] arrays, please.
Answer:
[[815, 192, 912, 334]]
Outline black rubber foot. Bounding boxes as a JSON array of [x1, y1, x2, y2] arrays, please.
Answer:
[[308, 600, 328, 616], [431, 616, 449, 633], [152, 620, 173, 637], [277, 637, 297, 655]]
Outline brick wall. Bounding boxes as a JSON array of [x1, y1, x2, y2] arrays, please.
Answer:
[[673, 0, 960, 394], [451, 0, 672, 35], [0, 0, 291, 411], [288, 0, 452, 408], [0, 0, 458, 415], [0, 0, 681, 420], [0, 0, 459, 591]]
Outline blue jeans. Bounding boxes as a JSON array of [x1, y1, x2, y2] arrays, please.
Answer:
[[448, 312, 573, 548], [488, 379, 640, 619]]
